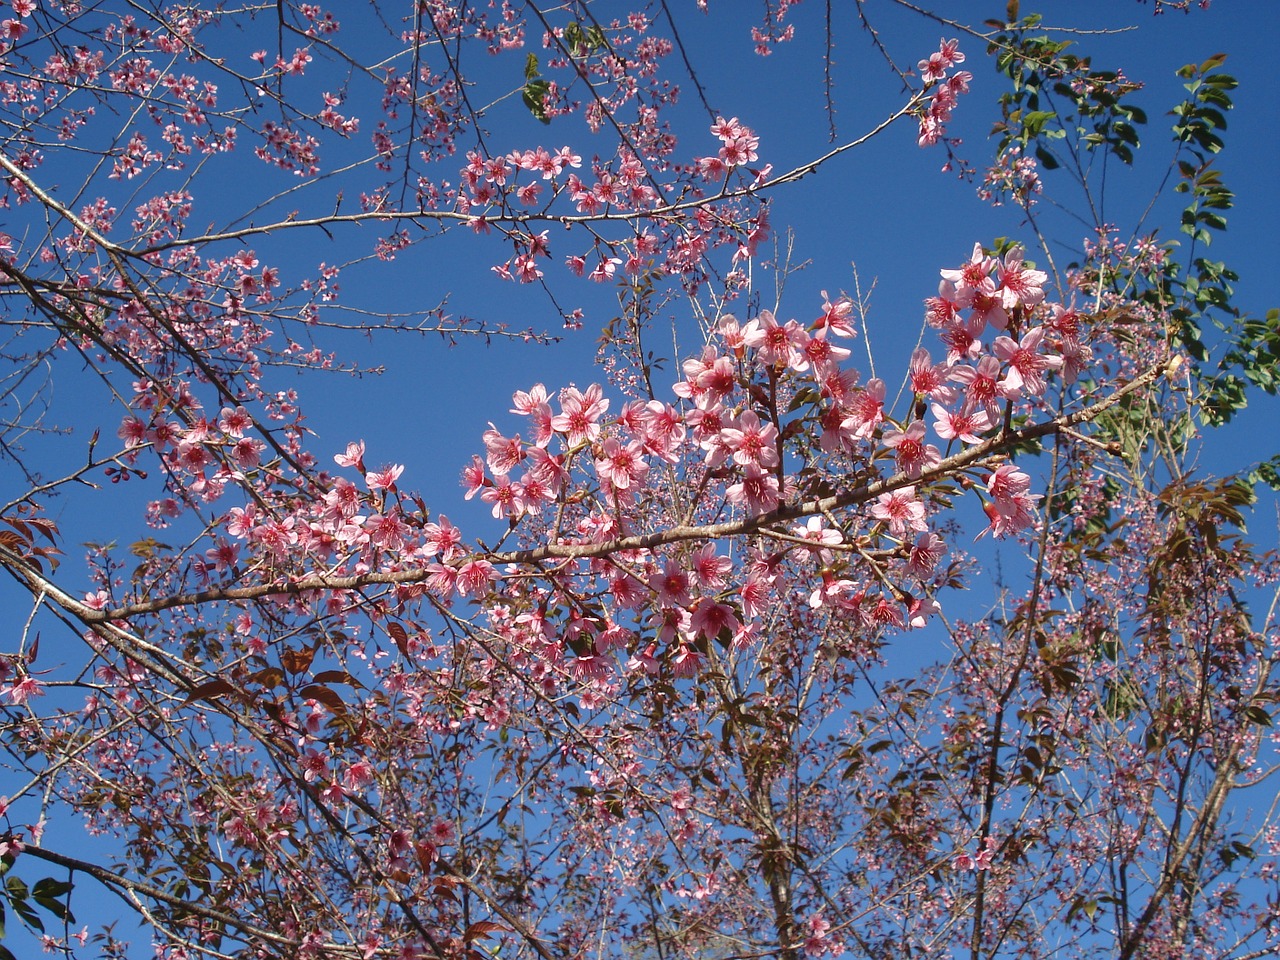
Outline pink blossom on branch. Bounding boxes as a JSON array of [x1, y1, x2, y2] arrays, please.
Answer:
[[871, 486, 928, 536]]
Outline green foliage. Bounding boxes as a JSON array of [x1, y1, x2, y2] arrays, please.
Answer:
[[0, 854, 75, 947], [987, 37, 1276, 476], [562, 20, 608, 59], [522, 53, 551, 125], [986, 14, 1148, 169], [1247, 452, 1280, 491], [1162, 60, 1280, 450]]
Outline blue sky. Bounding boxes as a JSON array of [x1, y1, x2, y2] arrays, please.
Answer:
[[2, 0, 1278, 955]]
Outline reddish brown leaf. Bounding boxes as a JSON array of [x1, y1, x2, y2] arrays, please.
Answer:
[[280, 645, 316, 674], [464, 921, 510, 942], [298, 684, 346, 715]]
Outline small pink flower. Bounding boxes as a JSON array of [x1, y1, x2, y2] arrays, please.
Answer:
[[949, 356, 1004, 418], [366, 464, 404, 492], [455, 560, 495, 597], [993, 327, 1063, 398], [803, 914, 832, 957], [995, 246, 1047, 311], [908, 348, 954, 400], [794, 516, 842, 563], [595, 438, 649, 490], [841, 379, 886, 440], [742, 310, 806, 368], [334, 440, 365, 469], [669, 643, 705, 677], [882, 421, 941, 478], [2, 674, 43, 705], [907, 532, 947, 578], [117, 416, 148, 446], [480, 476, 526, 519], [719, 410, 779, 468], [939, 243, 995, 309], [482, 425, 525, 476], [870, 486, 927, 535], [931, 403, 992, 444], [218, 405, 254, 438], [689, 598, 740, 641], [551, 384, 610, 446], [726, 465, 781, 515], [691, 543, 732, 589]]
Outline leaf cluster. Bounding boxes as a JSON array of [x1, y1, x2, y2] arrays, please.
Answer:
[[0, 854, 75, 957]]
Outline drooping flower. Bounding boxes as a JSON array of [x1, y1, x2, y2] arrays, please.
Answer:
[[841, 378, 886, 440], [726, 465, 781, 515]]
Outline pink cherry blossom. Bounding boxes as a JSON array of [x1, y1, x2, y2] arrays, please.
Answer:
[[794, 516, 842, 562], [719, 410, 780, 468], [948, 355, 1004, 419], [907, 531, 947, 578], [689, 598, 740, 641], [742, 310, 806, 368], [2, 674, 44, 705], [993, 326, 1064, 398], [365, 463, 404, 492], [931, 403, 992, 444], [841, 378, 886, 440], [995, 246, 1048, 311], [551, 384, 610, 446], [882, 421, 942, 478], [334, 440, 366, 469], [461, 455, 486, 499], [870, 486, 928, 535], [908, 348, 954, 400], [595, 438, 649, 490], [482, 425, 526, 476], [726, 464, 781, 515], [691, 544, 732, 589], [939, 243, 995, 309], [480, 476, 526, 519]]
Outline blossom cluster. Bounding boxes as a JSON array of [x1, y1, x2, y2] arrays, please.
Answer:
[[917, 39, 972, 147], [428, 242, 1079, 680]]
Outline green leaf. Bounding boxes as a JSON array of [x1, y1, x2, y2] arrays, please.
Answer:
[[30, 878, 72, 899], [523, 79, 551, 124], [32, 896, 73, 923], [9, 897, 40, 934], [1023, 109, 1056, 134], [1243, 704, 1273, 727], [524, 53, 540, 82], [563, 21, 583, 52]]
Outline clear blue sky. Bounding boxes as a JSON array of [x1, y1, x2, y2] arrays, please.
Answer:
[[2, 1, 1277, 955]]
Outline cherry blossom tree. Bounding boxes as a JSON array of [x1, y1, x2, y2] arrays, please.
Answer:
[[0, 2, 1276, 959]]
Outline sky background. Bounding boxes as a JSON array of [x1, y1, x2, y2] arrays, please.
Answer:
[[296, 0, 1280, 518], [3, 0, 1278, 954]]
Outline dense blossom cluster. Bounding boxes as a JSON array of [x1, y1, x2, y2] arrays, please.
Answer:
[[90, 237, 1081, 708], [0, 3, 1272, 960], [190, 241, 1071, 696]]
